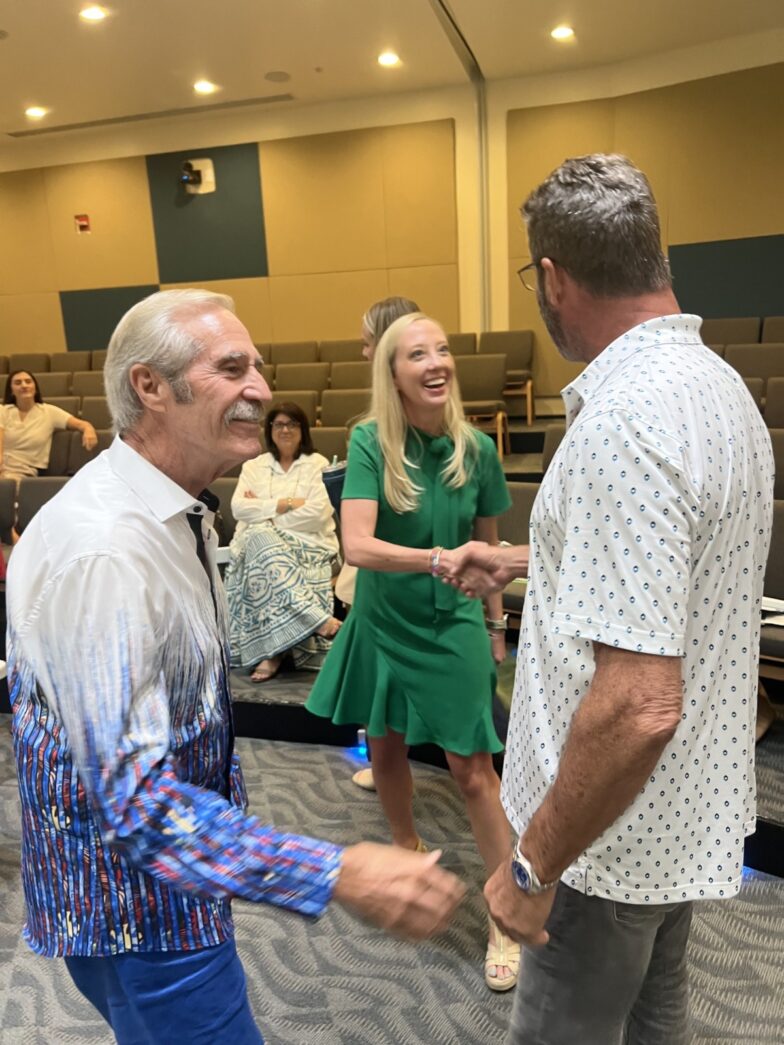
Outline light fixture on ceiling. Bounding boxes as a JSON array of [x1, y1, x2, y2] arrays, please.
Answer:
[[79, 5, 109, 22], [550, 25, 575, 41], [193, 80, 219, 96], [378, 51, 401, 68], [25, 106, 49, 120]]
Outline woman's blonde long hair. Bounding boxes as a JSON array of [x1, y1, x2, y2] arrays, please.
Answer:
[[367, 313, 479, 513]]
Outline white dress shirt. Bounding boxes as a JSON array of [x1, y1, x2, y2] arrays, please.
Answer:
[[503, 315, 774, 904], [230, 451, 338, 556]]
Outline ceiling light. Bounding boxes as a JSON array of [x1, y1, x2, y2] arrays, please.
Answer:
[[193, 80, 219, 95], [79, 5, 109, 22], [378, 51, 401, 68], [25, 106, 48, 120], [550, 25, 575, 41]]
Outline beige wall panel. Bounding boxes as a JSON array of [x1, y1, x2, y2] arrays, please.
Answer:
[[44, 157, 158, 291], [613, 90, 675, 247], [663, 65, 784, 244], [381, 120, 457, 270], [506, 101, 615, 260], [388, 264, 459, 332], [260, 130, 387, 277], [161, 277, 273, 343], [0, 169, 58, 295], [509, 258, 582, 398], [268, 270, 389, 341], [0, 292, 66, 354]]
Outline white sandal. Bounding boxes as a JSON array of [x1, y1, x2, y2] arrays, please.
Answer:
[[485, 917, 520, 992]]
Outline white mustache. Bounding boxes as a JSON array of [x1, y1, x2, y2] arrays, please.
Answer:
[[224, 401, 263, 425]]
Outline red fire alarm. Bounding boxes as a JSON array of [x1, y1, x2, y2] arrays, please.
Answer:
[[74, 214, 91, 233]]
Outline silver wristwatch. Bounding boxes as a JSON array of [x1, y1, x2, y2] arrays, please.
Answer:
[[510, 842, 558, 895]]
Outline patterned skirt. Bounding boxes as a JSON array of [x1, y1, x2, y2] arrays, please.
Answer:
[[225, 523, 335, 670]]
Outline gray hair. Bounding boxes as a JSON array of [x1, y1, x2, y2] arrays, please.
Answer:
[[522, 154, 671, 298], [104, 289, 235, 434]]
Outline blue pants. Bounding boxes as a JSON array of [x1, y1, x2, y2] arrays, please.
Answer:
[[65, 938, 264, 1044]]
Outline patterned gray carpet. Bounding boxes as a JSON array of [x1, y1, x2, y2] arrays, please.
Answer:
[[0, 719, 782, 1044]]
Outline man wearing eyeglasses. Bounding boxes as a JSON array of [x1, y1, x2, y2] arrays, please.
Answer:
[[443, 155, 773, 1044]]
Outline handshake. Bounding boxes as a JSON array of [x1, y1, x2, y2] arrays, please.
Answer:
[[434, 541, 529, 598]]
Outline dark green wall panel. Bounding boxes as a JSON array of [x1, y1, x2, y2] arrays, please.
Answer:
[[669, 235, 784, 318], [60, 285, 159, 351], [147, 143, 268, 284]]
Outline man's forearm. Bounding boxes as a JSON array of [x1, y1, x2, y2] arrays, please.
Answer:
[[519, 650, 682, 884]]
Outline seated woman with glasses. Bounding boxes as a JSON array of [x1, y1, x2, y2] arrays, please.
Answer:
[[225, 402, 341, 682]]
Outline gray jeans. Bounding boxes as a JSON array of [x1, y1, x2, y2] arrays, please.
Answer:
[[506, 885, 693, 1045]]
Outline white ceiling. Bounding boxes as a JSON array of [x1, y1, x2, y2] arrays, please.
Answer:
[[1, 0, 783, 165]]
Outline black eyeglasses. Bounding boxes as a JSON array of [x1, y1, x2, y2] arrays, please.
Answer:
[[271, 421, 301, 431], [516, 261, 540, 292]]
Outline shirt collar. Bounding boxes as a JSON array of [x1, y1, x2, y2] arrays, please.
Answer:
[[105, 436, 214, 523], [561, 313, 703, 427]]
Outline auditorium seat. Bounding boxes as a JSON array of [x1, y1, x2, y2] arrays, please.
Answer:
[[311, 426, 348, 462], [47, 396, 80, 417], [68, 430, 113, 474], [329, 361, 371, 389], [767, 429, 784, 499], [743, 378, 764, 411], [274, 363, 330, 395], [268, 341, 318, 365], [50, 351, 91, 372], [90, 350, 108, 370], [16, 477, 69, 534], [478, 330, 535, 426], [318, 339, 365, 364], [763, 378, 784, 428], [320, 389, 370, 428], [759, 499, 784, 678], [541, 423, 566, 474], [700, 317, 760, 344], [455, 354, 509, 457], [447, 332, 477, 356], [705, 344, 725, 357], [268, 390, 318, 427], [71, 371, 105, 397], [80, 397, 113, 429], [44, 430, 74, 476], [0, 477, 16, 550], [498, 481, 539, 626], [761, 317, 784, 344], [10, 353, 50, 374], [0, 357, 8, 374], [725, 344, 784, 406], [37, 372, 71, 397], [211, 477, 238, 545]]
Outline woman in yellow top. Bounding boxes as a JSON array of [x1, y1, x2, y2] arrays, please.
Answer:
[[0, 370, 97, 482]]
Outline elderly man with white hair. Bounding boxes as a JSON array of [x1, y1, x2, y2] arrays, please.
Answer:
[[6, 289, 465, 1044]]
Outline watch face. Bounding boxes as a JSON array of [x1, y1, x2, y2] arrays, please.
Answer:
[[512, 859, 532, 892]]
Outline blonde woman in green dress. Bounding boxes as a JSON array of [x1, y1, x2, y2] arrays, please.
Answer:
[[306, 313, 519, 991]]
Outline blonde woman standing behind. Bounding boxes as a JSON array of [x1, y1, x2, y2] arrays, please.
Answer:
[[306, 313, 519, 992]]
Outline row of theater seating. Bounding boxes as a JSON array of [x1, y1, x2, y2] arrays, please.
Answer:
[[701, 316, 784, 345], [0, 330, 537, 430]]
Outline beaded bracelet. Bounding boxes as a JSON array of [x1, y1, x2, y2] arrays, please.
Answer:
[[429, 545, 444, 576]]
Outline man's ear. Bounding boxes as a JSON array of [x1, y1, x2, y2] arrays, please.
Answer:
[[539, 257, 567, 308], [128, 363, 168, 414]]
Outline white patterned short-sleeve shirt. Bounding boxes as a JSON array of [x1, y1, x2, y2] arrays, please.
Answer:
[[502, 315, 774, 903]]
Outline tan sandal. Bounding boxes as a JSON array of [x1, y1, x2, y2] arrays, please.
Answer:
[[485, 917, 520, 992], [250, 657, 282, 683], [352, 767, 376, 791]]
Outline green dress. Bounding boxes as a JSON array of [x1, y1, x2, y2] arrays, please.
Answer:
[[305, 422, 511, 755]]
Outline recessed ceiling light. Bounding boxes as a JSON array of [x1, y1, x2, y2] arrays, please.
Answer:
[[79, 5, 109, 22], [193, 80, 219, 95], [551, 25, 575, 41], [25, 106, 49, 120], [378, 51, 401, 68]]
